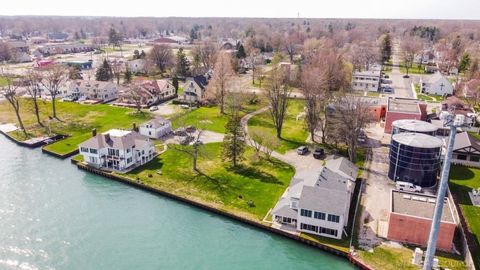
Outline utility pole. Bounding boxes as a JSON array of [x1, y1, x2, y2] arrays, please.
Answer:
[[423, 113, 467, 270]]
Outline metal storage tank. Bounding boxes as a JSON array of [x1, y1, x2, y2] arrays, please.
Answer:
[[388, 133, 443, 187], [391, 119, 438, 136]]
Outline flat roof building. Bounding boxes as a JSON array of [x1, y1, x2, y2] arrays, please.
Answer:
[[384, 97, 427, 133], [387, 190, 457, 251]]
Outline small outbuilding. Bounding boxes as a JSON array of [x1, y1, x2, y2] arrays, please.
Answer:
[[139, 118, 172, 139]]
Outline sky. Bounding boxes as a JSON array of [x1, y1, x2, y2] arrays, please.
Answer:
[[2, 0, 480, 20]]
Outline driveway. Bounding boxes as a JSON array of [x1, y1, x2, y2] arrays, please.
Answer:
[[163, 130, 225, 145]]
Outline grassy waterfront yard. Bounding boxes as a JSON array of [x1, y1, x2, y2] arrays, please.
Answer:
[[449, 165, 480, 269], [0, 100, 151, 155], [122, 143, 294, 220], [171, 106, 230, 133], [248, 99, 309, 154], [357, 245, 466, 270]]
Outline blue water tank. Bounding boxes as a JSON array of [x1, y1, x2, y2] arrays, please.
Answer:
[[388, 133, 443, 187]]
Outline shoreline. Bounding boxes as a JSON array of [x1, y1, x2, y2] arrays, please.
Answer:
[[72, 159, 373, 270]]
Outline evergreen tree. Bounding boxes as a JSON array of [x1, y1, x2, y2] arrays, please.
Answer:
[[459, 53, 471, 73], [95, 59, 113, 81], [172, 76, 179, 94], [380, 34, 392, 62], [124, 68, 132, 83], [133, 50, 140, 59], [140, 50, 146, 59], [222, 114, 246, 167], [175, 48, 190, 77], [236, 44, 246, 59]]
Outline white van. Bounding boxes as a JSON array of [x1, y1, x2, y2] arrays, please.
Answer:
[[396, 181, 422, 193]]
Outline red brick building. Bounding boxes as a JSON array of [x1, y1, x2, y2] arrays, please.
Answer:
[[387, 190, 457, 252], [384, 98, 427, 133]]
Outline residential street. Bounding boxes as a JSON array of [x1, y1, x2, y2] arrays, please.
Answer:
[[390, 42, 415, 99]]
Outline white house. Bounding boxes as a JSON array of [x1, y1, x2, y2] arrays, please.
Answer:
[[156, 79, 176, 100], [78, 129, 155, 172], [139, 118, 172, 139], [67, 80, 118, 102], [352, 65, 382, 92], [181, 75, 208, 102], [272, 157, 358, 239], [127, 59, 147, 74], [452, 132, 480, 168], [421, 72, 454, 96]]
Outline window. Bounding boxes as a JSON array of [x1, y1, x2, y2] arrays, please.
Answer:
[[126, 157, 132, 163], [300, 223, 318, 233], [126, 149, 130, 153], [314, 211, 326, 220], [457, 154, 467, 160], [470, 156, 480, 162], [300, 209, 312, 217], [149, 131, 152, 136], [320, 227, 338, 237], [89, 148, 97, 154], [80, 147, 89, 153], [328, 214, 340, 223], [89, 156, 97, 163]]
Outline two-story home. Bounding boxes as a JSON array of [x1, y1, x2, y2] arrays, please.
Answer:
[[272, 157, 358, 239], [352, 66, 382, 92], [78, 129, 155, 172], [139, 118, 172, 139], [67, 80, 118, 102], [180, 75, 208, 103]]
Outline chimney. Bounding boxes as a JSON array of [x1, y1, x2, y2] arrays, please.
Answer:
[[92, 128, 97, 137], [132, 123, 138, 132], [104, 133, 111, 142]]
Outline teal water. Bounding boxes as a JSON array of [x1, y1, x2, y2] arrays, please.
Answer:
[[0, 136, 355, 270]]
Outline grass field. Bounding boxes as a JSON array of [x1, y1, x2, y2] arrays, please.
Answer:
[[449, 165, 480, 269], [0, 100, 151, 155], [414, 83, 443, 102], [0, 76, 8, 87], [122, 143, 294, 220], [400, 64, 427, 75], [357, 245, 467, 270], [248, 99, 308, 154]]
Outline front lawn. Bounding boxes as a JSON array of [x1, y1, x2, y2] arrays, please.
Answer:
[[356, 245, 466, 270], [0, 100, 151, 155], [122, 143, 294, 220], [414, 83, 443, 102], [171, 106, 230, 133], [248, 99, 309, 154], [449, 165, 480, 269], [400, 64, 426, 75]]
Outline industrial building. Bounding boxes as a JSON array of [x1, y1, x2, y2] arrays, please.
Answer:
[[384, 97, 427, 133], [387, 190, 457, 252], [391, 119, 438, 136], [388, 133, 442, 187]]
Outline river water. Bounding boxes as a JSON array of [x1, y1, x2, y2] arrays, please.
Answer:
[[0, 136, 354, 270]]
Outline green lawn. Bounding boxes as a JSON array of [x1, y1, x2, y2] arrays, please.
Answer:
[[171, 106, 230, 133], [0, 100, 151, 155], [122, 143, 294, 220], [248, 99, 309, 154], [449, 165, 480, 269], [400, 64, 426, 75], [171, 96, 267, 134], [0, 76, 8, 87], [357, 245, 466, 270], [414, 84, 443, 102]]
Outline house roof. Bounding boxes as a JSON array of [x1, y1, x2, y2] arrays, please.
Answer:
[[272, 197, 298, 219], [453, 132, 480, 152], [79, 129, 149, 150], [142, 118, 171, 129], [192, 75, 208, 90], [325, 156, 358, 181], [298, 186, 348, 216]]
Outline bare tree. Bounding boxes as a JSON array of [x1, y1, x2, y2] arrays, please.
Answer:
[[328, 96, 373, 162], [148, 44, 174, 73], [110, 61, 123, 85], [249, 129, 264, 158], [24, 70, 43, 127], [40, 64, 67, 119], [300, 65, 326, 142], [210, 52, 234, 114], [1, 71, 26, 135], [262, 135, 280, 160], [265, 64, 291, 139], [244, 37, 260, 84], [125, 84, 147, 113], [192, 41, 218, 71], [401, 37, 421, 75], [170, 127, 204, 172], [284, 31, 300, 63]]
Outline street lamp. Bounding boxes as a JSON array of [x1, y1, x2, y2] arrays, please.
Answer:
[[423, 112, 470, 270]]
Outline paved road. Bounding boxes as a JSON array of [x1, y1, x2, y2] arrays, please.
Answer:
[[390, 42, 415, 99]]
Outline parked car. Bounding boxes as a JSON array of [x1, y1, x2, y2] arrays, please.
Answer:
[[383, 74, 390, 79], [313, 148, 324, 159], [149, 106, 159, 112], [297, 146, 309, 155], [396, 181, 422, 193], [403, 74, 410, 78], [383, 86, 394, 93]]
